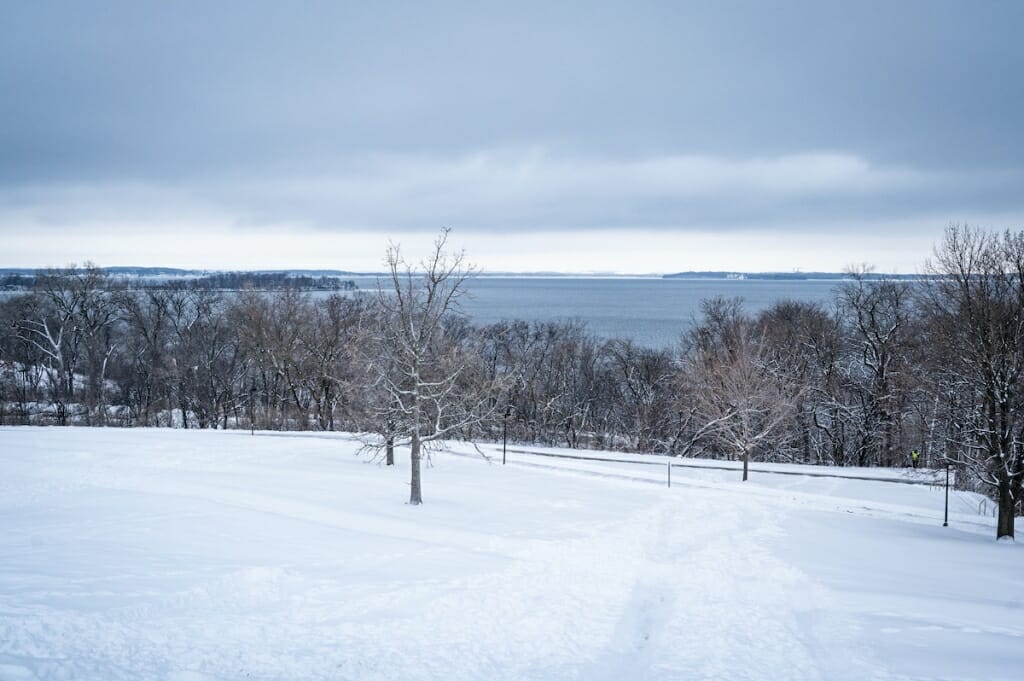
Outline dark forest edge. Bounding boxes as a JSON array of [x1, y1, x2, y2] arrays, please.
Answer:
[[1, 224, 1022, 536], [1, 270, 358, 292]]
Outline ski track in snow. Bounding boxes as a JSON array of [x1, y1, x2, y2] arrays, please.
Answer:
[[0, 427, 1021, 681], [578, 502, 889, 681]]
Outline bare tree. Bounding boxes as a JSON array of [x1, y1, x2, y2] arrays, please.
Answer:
[[922, 224, 1024, 539], [301, 295, 368, 431], [372, 229, 500, 504], [687, 298, 797, 480], [605, 339, 674, 452], [839, 268, 916, 466], [0, 294, 47, 424], [754, 300, 836, 463], [117, 288, 174, 426], [15, 265, 118, 425]]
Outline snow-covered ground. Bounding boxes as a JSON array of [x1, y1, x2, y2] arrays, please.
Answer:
[[0, 428, 1021, 681]]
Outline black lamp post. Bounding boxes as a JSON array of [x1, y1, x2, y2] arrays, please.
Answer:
[[943, 461, 950, 527]]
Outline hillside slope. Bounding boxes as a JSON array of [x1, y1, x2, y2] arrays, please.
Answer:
[[0, 427, 1021, 681]]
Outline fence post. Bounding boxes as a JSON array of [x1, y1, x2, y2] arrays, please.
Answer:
[[667, 461, 671, 488]]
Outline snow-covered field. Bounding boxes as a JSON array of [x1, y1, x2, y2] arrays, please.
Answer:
[[1, 428, 1021, 681]]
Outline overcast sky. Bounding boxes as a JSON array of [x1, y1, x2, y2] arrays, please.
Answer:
[[1, 1, 1022, 272]]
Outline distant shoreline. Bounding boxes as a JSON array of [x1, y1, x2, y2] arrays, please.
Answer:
[[661, 271, 922, 281], [0, 266, 920, 282]]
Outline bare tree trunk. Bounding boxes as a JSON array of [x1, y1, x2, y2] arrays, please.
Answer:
[[997, 480, 1015, 539], [386, 436, 394, 466], [409, 430, 422, 505], [742, 448, 749, 482]]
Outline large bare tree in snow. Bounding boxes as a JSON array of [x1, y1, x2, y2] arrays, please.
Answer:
[[372, 230, 501, 504], [922, 225, 1024, 540]]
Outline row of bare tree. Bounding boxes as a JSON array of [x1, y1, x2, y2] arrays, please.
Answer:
[[1, 226, 1022, 535]]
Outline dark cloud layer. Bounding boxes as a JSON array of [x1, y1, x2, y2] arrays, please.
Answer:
[[4, 1, 1022, 177], [1, 1, 1022, 267]]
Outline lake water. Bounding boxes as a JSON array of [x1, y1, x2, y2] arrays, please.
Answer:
[[2, 277, 844, 349], [352, 277, 842, 348]]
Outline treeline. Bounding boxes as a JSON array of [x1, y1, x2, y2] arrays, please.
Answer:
[[0, 274, 33, 289], [1, 225, 1022, 535], [1, 270, 357, 292], [156, 272, 358, 291]]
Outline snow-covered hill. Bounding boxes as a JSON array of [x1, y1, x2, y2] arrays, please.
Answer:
[[0, 427, 1021, 681]]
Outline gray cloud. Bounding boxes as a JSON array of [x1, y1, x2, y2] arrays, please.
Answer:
[[1, 1, 1022, 267], [4, 150, 1020, 232]]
